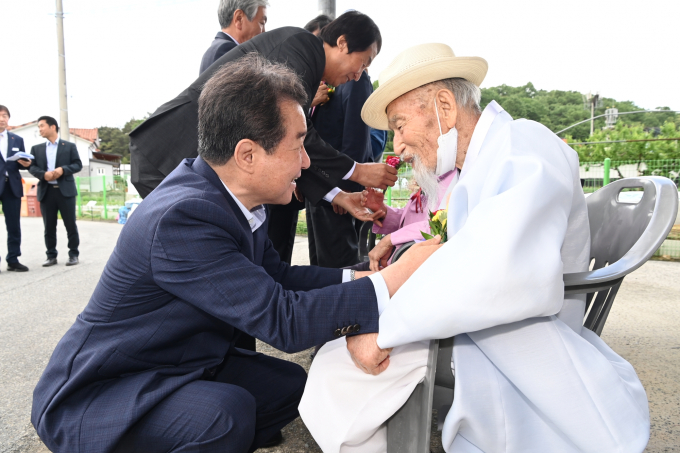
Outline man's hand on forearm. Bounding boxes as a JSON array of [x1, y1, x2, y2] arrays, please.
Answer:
[[379, 236, 443, 297], [347, 333, 393, 375], [350, 163, 398, 190]]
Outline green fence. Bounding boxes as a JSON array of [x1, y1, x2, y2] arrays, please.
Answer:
[[579, 158, 680, 261], [75, 175, 139, 221], [295, 156, 680, 261]]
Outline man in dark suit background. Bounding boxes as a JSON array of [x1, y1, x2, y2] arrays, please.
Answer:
[[0, 105, 30, 272], [28, 116, 82, 267], [130, 12, 397, 264], [33, 55, 440, 453], [199, 0, 268, 75], [306, 70, 375, 268]]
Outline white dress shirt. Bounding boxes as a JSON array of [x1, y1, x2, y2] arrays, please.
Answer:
[[221, 180, 389, 313], [0, 129, 8, 176], [45, 138, 59, 185], [221, 31, 240, 45], [322, 163, 356, 203]]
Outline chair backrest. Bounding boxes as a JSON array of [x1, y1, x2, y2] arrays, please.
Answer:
[[565, 176, 678, 334], [565, 176, 678, 290]]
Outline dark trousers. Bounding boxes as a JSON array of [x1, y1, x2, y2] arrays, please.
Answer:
[[112, 351, 307, 453], [0, 186, 22, 264], [40, 186, 79, 259], [267, 199, 304, 265], [305, 200, 360, 268]]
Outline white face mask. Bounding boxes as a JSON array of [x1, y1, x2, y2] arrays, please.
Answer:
[[434, 97, 458, 176]]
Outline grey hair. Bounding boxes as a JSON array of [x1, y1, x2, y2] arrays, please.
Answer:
[[198, 53, 308, 166], [424, 77, 482, 114], [218, 0, 269, 28]]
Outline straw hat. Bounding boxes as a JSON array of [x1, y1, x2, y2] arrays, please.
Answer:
[[361, 43, 488, 130]]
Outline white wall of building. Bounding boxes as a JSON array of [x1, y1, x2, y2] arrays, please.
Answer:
[[9, 123, 93, 177]]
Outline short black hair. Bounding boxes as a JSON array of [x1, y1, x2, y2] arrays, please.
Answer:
[[198, 53, 308, 166], [0, 105, 10, 118], [38, 116, 59, 133], [319, 11, 382, 54], [304, 14, 332, 34]]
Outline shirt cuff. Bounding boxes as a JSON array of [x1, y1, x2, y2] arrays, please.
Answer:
[[368, 273, 390, 315], [323, 187, 342, 203], [342, 162, 356, 180], [341, 269, 351, 283]]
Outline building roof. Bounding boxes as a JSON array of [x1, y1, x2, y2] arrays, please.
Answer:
[[8, 121, 99, 144], [70, 128, 98, 142]]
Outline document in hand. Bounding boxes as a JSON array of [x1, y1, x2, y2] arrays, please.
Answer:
[[7, 152, 34, 162]]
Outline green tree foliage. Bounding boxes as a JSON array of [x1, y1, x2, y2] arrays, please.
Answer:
[[480, 82, 678, 141], [568, 121, 680, 180], [380, 82, 678, 166], [98, 117, 147, 164]]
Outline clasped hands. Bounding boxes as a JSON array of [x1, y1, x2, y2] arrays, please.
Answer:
[[347, 236, 443, 375], [44, 167, 64, 182], [330, 165, 397, 223]]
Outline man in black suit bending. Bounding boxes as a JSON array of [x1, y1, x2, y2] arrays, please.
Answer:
[[28, 116, 82, 267], [199, 0, 268, 75], [130, 11, 397, 265]]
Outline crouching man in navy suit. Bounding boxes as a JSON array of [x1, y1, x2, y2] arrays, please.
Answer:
[[32, 54, 442, 453]]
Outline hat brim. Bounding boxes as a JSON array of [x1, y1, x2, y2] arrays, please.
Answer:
[[361, 56, 488, 130]]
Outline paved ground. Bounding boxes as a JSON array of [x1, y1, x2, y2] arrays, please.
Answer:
[[0, 217, 678, 452]]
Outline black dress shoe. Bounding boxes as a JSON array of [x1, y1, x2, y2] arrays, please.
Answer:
[[66, 257, 79, 266], [42, 258, 58, 267], [259, 431, 283, 448], [7, 262, 29, 272]]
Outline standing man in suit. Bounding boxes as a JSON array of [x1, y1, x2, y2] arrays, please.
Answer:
[[32, 55, 441, 453], [0, 105, 30, 272], [130, 12, 397, 265], [199, 0, 268, 75], [306, 70, 375, 268], [28, 116, 82, 267]]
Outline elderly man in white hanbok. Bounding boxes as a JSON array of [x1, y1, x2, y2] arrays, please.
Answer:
[[300, 43, 650, 453]]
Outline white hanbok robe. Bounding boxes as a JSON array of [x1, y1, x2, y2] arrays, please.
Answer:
[[299, 101, 650, 453]]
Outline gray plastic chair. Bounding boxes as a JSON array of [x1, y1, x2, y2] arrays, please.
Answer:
[[385, 176, 679, 453]]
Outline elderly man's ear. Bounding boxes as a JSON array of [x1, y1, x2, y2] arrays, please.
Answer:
[[232, 139, 258, 174], [435, 89, 458, 131]]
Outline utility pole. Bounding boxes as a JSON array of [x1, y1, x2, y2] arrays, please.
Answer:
[[318, 0, 336, 19], [584, 92, 600, 137], [56, 0, 70, 141]]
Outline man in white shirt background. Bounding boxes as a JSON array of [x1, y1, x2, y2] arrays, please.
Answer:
[[28, 116, 83, 267], [0, 105, 30, 273]]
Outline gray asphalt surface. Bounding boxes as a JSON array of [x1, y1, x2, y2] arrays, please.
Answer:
[[1, 217, 678, 452]]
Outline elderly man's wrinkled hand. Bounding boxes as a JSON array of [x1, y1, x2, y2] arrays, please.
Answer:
[[346, 333, 392, 375], [361, 188, 386, 215], [369, 234, 393, 272]]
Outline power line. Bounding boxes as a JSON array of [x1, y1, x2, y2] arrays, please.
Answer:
[[556, 110, 680, 136]]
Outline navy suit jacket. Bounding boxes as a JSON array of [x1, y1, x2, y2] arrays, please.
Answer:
[[312, 71, 374, 194], [0, 132, 26, 198], [199, 31, 237, 74], [32, 156, 380, 453], [28, 140, 82, 201]]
